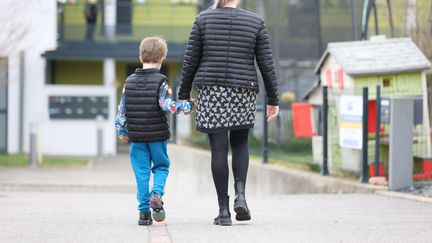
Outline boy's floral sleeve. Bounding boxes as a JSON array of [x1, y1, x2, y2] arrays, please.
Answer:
[[159, 80, 192, 113], [115, 87, 128, 138]]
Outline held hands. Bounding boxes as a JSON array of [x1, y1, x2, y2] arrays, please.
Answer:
[[121, 135, 129, 143], [267, 105, 279, 122], [183, 99, 196, 115]]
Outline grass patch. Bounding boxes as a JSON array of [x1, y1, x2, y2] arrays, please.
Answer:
[[0, 154, 89, 168], [0, 154, 28, 167]]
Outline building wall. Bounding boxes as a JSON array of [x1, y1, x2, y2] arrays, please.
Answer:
[[6, 1, 57, 154], [41, 85, 116, 156], [354, 72, 423, 98], [5, 1, 118, 156], [318, 56, 360, 173]]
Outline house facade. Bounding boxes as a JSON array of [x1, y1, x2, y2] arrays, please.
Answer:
[[309, 36, 432, 174], [1, 0, 199, 156]]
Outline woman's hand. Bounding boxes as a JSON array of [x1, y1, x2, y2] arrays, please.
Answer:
[[267, 105, 279, 122], [183, 99, 196, 115], [121, 135, 129, 143]]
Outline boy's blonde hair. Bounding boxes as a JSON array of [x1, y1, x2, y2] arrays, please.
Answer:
[[139, 37, 168, 63], [212, 0, 239, 9]]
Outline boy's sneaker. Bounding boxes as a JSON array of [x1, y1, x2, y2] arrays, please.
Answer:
[[138, 211, 153, 226], [150, 193, 165, 222]]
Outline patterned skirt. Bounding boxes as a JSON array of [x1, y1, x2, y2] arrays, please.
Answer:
[[195, 85, 258, 133]]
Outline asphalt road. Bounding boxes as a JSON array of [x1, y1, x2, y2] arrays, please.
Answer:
[[1, 192, 432, 243]]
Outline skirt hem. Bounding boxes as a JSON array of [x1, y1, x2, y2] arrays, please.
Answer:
[[197, 124, 254, 134]]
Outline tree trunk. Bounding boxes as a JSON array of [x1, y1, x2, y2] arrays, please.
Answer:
[[386, 0, 394, 37], [405, 0, 418, 37]]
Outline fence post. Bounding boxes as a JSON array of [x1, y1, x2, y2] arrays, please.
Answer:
[[360, 87, 369, 183], [374, 86, 381, 176], [96, 115, 104, 161], [321, 86, 329, 176], [29, 122, 38, 168], [263, 97, 269, 164]]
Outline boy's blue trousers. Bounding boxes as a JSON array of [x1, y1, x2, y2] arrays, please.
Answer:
[[129, 141, 170, 212]]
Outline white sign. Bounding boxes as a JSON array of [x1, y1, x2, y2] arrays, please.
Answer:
[[339, 95, 363, 149]]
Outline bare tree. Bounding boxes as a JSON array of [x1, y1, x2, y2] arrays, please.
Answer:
[[405, 0, 418, 37], [0, 0, 46, 56], [386, 0, 394, 37]]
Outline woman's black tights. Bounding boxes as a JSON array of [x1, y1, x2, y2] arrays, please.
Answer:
[[208, 129, 249, 197]]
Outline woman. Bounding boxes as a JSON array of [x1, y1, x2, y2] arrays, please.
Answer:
[[178, 0, 279, 226]]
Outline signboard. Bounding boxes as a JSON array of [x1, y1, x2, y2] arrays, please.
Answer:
[[339, 95, 363, 149], [292, 103, 313, 137], [380, 98, 390, 123], [48, 96, 109, 120]]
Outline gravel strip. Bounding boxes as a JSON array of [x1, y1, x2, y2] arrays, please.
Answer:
[[402, 182, 432, 198]]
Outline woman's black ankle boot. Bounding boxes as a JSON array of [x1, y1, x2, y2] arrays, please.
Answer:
[[213, 194, 232, 226], [234, 179, 251, 221]]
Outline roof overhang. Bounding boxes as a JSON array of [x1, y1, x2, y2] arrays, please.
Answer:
[[43, 41, 186, 61], [314, 50, 329, 74]]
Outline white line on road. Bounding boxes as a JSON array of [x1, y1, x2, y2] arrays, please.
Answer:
[[149, 222, 173, 243]]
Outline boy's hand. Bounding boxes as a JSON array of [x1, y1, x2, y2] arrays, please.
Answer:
[[121, 135, 129, 143], [184, 99, 195, 115]]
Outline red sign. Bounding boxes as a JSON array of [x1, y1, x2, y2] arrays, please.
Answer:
[[292, 103, 314, 137]]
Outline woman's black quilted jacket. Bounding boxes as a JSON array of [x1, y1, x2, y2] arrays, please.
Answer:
[[178, 7, 279, 106]]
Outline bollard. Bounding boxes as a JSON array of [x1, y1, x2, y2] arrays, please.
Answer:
[[321, 86, 329, 176], [374, 86, 381, 177], [360, 87, 369, 183], [29, 122, 38, 168], [96, 115, 104, 160]]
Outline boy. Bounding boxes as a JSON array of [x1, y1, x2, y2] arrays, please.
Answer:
[[115, 37, 192, 226]]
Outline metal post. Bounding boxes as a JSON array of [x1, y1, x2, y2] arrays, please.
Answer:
[[29, 123, 38, 168], [172, 80, 178, 144], [321, 86, 329, 176], [263, 98, 269, 164], [372, 0, 379, 35], [96, 115, 104, 160], [273, 0, 281, 147], [360, 87, 369, 183], [316, 0, 323, 56], [374, 86, 381, 176], [361, 0, 371, 39], [351, 0, 358, 40], [19, 51, 25, 154]]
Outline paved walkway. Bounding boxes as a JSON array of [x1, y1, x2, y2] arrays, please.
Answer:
[[1, 145, 432, 243]]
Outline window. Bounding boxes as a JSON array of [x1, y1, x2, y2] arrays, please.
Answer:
[[48, 60, 103, 85], [383, 78, 391, 87]]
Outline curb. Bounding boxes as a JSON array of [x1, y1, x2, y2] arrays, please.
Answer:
[[171, 144, 388, 194], [375, 190, 432, 204]]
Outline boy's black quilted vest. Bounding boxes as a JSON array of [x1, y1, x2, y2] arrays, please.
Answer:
[[125, 68, 170, 142]]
